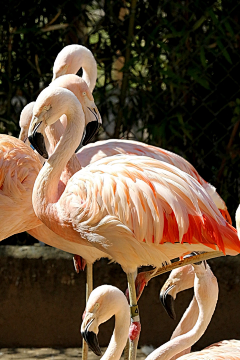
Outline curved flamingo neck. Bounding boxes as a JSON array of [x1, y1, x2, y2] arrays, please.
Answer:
[[78, 48, 97, 93], [169, 297, 198, 360], [101, 300, 130, 360], [43, 117, 81, 194], [32, 98, 85, 217], [146, 266, 218, 360], [82, 67, 97, 93]]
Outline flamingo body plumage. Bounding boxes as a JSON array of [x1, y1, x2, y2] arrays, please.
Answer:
[[0, 135, 42, 239], [28, 86, 240, 275]]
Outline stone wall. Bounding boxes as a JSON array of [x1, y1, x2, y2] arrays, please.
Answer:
[[0, 246, 239, 350]]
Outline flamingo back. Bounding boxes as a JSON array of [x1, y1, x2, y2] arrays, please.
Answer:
[[179, 339, 240, 359]]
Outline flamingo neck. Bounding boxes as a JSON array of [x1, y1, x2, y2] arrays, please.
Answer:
[[101, 301, 130, 360], [82, 67, 96, 93], [78, 48, 97, 93], [32, 101, 85, 217], [169, 297, 198, 360], [146, 266, 218, 360], [44, 120, 64, 154]]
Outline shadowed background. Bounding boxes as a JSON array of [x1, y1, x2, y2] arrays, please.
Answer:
[[0, 247, 239, 349]]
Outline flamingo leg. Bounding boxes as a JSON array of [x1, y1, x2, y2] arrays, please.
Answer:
[[82, 263, 93, 360], [127, 272, 141, 360]]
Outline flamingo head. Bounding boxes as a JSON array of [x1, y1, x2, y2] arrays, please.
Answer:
[[19, 102, 35, 143], [28, 86, 95, 159], [50, 74, 102, 146], [81, 285, 129, 356], [160, 264, 195, 320]]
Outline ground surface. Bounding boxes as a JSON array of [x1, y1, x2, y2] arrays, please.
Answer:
[[0, 348, 147, 359]]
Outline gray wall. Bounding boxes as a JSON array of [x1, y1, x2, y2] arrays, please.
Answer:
[[0, 246, 239, 350]]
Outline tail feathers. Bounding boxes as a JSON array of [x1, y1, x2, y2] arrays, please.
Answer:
[[220, 222, 240, 254], [180, 214, 240, 255]]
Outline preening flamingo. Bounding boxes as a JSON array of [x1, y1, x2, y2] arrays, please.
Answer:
[[81, 284, 130, 358], [52, 44, 97, 93], [81, 264, 240, 360], [158, 263, 240, 360], [28, 85, 240, 359]]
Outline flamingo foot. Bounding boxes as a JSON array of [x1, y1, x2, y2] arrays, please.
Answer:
[[73, 255, 87, 273]]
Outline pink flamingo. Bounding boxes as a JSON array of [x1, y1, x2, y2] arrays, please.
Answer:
[[159, 262, 240, 360], [28, 85, 240, 360], [50, 44, 231, 225], [81, 263, 240, 360], [17, 79, 106, 263]]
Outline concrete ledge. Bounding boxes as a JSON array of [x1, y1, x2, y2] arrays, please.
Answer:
[[0, 245, 240, 350]]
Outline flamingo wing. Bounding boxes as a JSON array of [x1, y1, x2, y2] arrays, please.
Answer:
[[77, 139, 231, 223], [57, 155, 239, 273]]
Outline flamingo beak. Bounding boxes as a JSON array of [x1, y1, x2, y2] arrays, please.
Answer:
[[160, 284, 176, 320], [28, 117, 48, 159], [81, 319, 102, 356], [82, 107, 102, 146]]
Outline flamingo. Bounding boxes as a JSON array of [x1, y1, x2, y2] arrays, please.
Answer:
[[28, 85, 240, 360], [81, 284, 131, 358], [159, 262, 240, 360], [81, 263, 240, 360], [50, 44, 232, 225], [52, 44, 97, 93], [17, 79, 107, 263]]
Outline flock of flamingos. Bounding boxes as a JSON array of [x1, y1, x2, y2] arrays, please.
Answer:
[[1, 43, 240, 359]]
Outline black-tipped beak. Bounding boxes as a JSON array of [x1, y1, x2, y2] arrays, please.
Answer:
[[28, 121, 48, 159], [81, 330, 102, 356], [82, 119, 101, 146], [160, 285, 176, 320]]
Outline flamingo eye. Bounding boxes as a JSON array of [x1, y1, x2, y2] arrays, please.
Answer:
[[82, 92, 86, 96], [43, 104, 51, 111]]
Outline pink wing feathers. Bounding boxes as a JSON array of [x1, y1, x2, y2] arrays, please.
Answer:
[[0, 135, 42, 238], [58, 155, 239, 272], [77, 139, 231, 224]]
